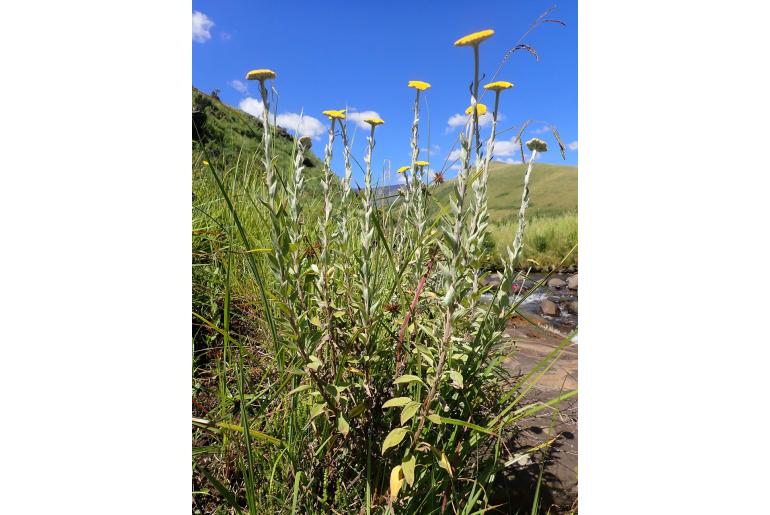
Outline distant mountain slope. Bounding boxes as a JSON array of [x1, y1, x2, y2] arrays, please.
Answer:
[[433, 161, 577, 222]]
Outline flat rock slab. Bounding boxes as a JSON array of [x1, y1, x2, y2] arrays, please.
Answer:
[[501, 317, 578, 512]]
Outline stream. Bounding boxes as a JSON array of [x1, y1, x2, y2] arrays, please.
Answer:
[[480, 272, 578, 336]]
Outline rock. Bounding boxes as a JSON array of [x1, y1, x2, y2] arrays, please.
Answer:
[[541, 299, 560, 316], [567, 274, 578, 290], [547, 278, 567, 289], [566, 300, 578, 315]]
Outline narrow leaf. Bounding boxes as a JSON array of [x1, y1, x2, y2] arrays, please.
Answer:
[[400, 401, 420, 425], [402, 455, 416, 487], [437, 450, 453, 477], [383, 397, 413, 409], [287, 384, 311, 396], [393, 374, 424, 386]]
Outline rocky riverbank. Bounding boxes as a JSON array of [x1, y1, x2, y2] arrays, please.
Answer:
[[483, 271, 579, 512]]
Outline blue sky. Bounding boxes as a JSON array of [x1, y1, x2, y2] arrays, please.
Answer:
[[193, 1, 577, 186]]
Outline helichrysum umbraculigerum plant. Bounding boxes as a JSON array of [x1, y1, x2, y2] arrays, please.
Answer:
[[509, 137, 548, 265], [211, 28, 566, 512], [468, 81, 514, 306], [359, 116, 384, 360]]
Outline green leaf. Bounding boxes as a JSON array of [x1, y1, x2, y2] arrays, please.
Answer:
[[307, 356, 322, 371], [393, 374, 424, 386], [309, 403, 325, 420], [401, 454, 416, 487], [287, 384, 311, 396], [291, 471, 302, 515], [389, 465, 404, 502], [381, 427, 409, 455], [427, 413, 442, 425], [338, 415, 350, 437], [436, 449, 453, 477], [400, 401, 420, 425], [382, 397, 412, 408], [349, 402, 367, 418], [200, 467, 243, 514], [435, 416, 495, 435], [448, 370, 464, 389]]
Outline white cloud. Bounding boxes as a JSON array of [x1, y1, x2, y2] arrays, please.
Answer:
[[445, 111, 495, 132], [347, 110, 382, 130], [493, 137, 521, 158], [501, 157, 523, 165], [239, 97, 264, 117], [238, 99, 326, 140], [568, 140, 578, 151], [275, 113, 326, 140], [447, 113, 466, 129], [229, 80, 248, 94], [532, 125, 550, 134], [192, 11, 214, 43]]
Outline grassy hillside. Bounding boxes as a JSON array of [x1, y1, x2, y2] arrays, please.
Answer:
[[432, 161, 578, 269], [433, 161, 577, 223], [192, 87, 323, 183]]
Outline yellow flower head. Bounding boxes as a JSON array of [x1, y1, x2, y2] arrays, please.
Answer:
[[415, 160, 430, 167], [364, 117, 384, 127], [203, 160, 210, 166], [407, 80, 431, 91], [245, 69, 277, 81], [465, 103, 488, 116], [484, 81, 514, 91], [454, 29, 495, 47], [397, 165, 410, 174], [322, 109, 346, 120]]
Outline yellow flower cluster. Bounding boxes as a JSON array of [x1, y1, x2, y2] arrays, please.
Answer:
[[415, 161, 430, 167], [245, 69, 276, 81], [484, 81, 514, 91], [322, 109, 347, 120], [364, 117, 384, 127], [454, 29, 494, 47], [407, 80, 431, 91], [396, 166, 410, 174], [465, 104, 488, 116]]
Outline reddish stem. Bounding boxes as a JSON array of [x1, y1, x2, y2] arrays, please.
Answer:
[[395, 251, 437, 375]]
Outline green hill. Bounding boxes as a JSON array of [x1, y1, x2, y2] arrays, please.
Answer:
[[192, 87, 322, 178], [432, 161, 578, 269], [433, 161, 577, 223]]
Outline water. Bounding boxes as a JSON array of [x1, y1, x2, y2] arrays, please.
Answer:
[[479, 272, 578, 334]]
